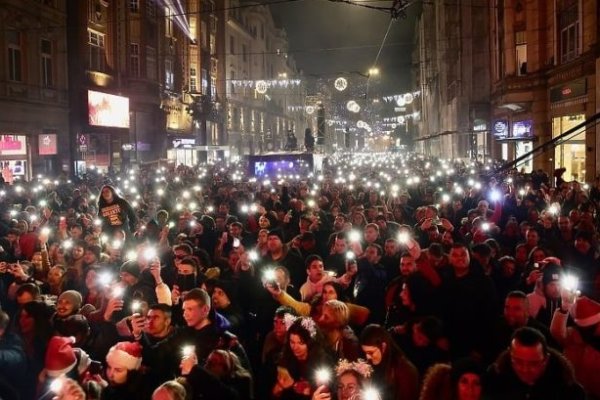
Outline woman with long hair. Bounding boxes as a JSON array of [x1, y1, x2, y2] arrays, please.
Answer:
[[360, 324, 419, 400], [273, 316, 333, 399], [15, 300, 53, 400], [419, 357, 485, 400]]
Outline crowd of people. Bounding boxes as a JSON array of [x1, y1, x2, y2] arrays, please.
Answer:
[[0, 152, 599, 400]]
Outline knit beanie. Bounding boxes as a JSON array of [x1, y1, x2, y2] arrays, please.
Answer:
[[120, 260, 140, 279], [268, 228, 285, 242], [58, 290, 83, 311], [542, 264, 561, 287]]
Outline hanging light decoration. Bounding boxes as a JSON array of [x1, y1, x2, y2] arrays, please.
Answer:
[[396, 96, 406, 107], [306, 105, 316, 114], [334, 77, 348, 91], [404, 93, 414, 104], [255, 80, 268, 94], [346, 100, 360, 113]]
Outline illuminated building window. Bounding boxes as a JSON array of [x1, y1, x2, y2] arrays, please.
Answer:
[[165, 59, 174, 89], [41, 39, 53, 87], [129, 0, 139, 13], [189, 17, 197, 38], [165, 6, 173, 37], [201, 68, 208, 94], [88, 29, 105, 72], [190, 67, 198, 93], [211, 75, 217, 100]]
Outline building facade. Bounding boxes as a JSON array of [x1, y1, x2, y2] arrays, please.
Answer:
[[489, 0, 598, 180], [413, 0, 491, 161], [0, 0, 69, 180], [224, 0, 304, 156], [67, 0, 173, 174]]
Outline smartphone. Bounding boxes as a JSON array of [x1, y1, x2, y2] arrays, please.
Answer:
[[88, 360, 102, 375]]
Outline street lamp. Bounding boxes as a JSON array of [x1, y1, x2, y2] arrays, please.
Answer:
[[368, 67, 380, 77]]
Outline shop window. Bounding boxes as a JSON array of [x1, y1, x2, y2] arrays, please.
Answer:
[[553, 114, 586, 181]]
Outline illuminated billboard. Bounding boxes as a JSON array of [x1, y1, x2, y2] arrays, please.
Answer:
[[512, 120, 533, 138], [88, 90, 130, 128]]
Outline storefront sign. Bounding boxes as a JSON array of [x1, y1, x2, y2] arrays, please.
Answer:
[[39, 134, 57, 155], [122, 143, 135, 151], [0, 135, 27, 156], [550, 78, 586, 102], [88, 90, 130, 129], [492, 120, 509, 139], [173, 138, 196, 148], [512, 120, 533, 138]]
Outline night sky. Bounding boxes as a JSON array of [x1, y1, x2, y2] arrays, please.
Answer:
[[269, 0, 421, 93]]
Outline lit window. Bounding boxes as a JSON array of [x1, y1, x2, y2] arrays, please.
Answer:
[[165, 59, 174, 89], [88, 30, 106, 72]]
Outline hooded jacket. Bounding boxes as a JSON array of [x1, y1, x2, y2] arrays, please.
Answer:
[[97, 185, 137, 235], [484, 348, 585, 400]]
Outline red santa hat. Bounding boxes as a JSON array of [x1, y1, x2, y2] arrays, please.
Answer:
[[106, 341, 143, 371], [573, 296, 600, 327], [45, 336, 77, 378]]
